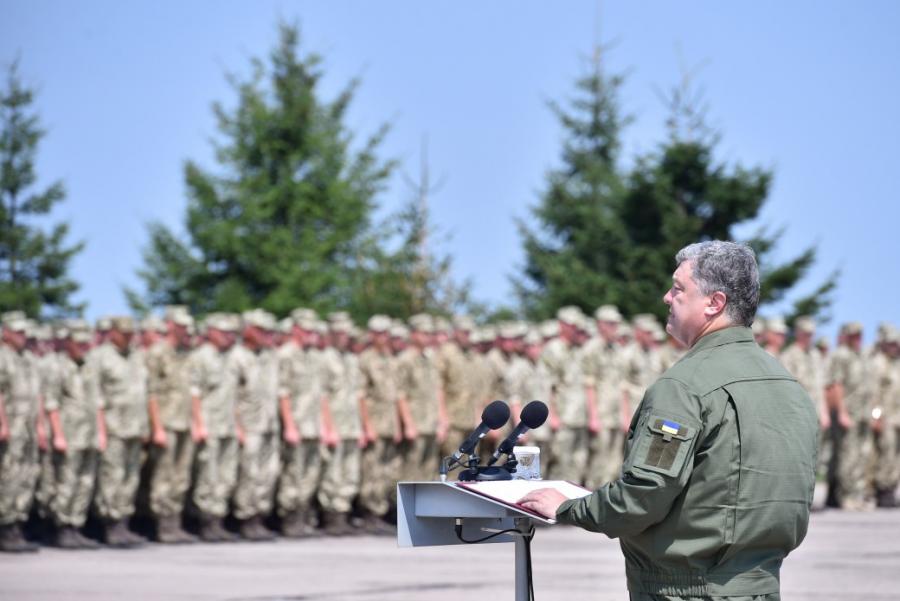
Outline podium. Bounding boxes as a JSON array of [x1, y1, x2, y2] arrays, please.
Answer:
[[397, 481, 556, 601]]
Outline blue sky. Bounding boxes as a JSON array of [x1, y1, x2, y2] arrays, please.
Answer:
[[2, 1, 899, 342]]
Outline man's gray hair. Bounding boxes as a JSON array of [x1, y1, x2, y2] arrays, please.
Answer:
[[675, 240, 760, 327]]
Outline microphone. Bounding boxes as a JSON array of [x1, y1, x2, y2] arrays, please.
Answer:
[[487, 400, 549, 466], [451, 400, 510, 462]]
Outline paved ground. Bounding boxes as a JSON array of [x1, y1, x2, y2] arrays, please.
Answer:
[[3, 506, 900, 601]]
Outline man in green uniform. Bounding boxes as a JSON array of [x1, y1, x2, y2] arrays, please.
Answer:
[[146, 308, 197, 543], [91, 316, 149, 547], [0, 314, 42, 552], [44, 322, 101, 549], [189, 313, 240, 542], [521, 240, 817, 601]]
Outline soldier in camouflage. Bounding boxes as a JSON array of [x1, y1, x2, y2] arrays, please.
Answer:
[[0, 314, 42, 552], [43, 322, 101, 549], [91, 316, 149, 547]]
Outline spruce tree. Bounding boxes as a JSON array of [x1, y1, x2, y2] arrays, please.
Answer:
[[129, 23, 394, 317], [517, 58, 837, 323], [0, 62, 84, 318]]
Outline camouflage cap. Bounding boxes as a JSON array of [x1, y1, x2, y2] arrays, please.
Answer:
[[33, 324, 53, 341], [140, 315, 167, 334], [278, 317, 294, 335], [617, 323, 633, 338], [632, 313, 659, 332], [242, 309, 276, 331], [751, 319, 766, 336], [433, 317, 451, 334], [330, 318, 354, 334], [594, 305, 623, 323], [557, 306, 585, 326], [815, 337, 830, 350], [523, 328, 542, 346], [766, 317, 788, 335], [841, 321, 863, 336], [205, 312, 239, 333], [96, 315, 113, 331], [291, 307, 318, 323], [110, 316, 135, 333], [452, 315, 475, 332], [2, 313, 30, 333], [327, 311, 351, 324], [367, 314, 392, 333], [68, 320, 93, 343], [481, 325, 498, 341], [1, 310, 26, 323], [539, 319, 560, 339], [390, 323, 409, 338], [877, 322, 895, 342], [408, 313, 434, 333], [794, 316, 816, 335]]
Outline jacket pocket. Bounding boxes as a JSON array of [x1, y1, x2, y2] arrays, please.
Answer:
[[634, 415, 697, 477]]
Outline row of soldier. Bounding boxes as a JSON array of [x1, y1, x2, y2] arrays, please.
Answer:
[[0, 304, 897, 552]]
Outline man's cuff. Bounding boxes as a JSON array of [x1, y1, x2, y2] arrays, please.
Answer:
[[555, 497, 581, 524]]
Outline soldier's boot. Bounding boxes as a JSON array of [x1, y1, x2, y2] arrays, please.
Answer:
[[54, 526, 83, 549], [239, 516, 275, 541], [73, 529, 101, 550], [122, 522, 148, 546], [360, 513, 396, 536], [876, 488, 897, 508], [281, 510, 315, 539], [0, 523, 39, 553], [321, 511, 354, 537], [199, 514, 238, 543], [103, 520, 138, 548], [155, 515, 198, 544]]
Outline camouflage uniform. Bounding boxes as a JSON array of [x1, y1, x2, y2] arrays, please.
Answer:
[[870, 344, 900, 502], [0, 345, 42, 527], [232, 344, 281, 522], [190, 341, 239, 520], [146, 342, 195, 520], [781, 340, 828, 474], [35, 349, 61, 519], [438, 340, 476, 458], [506, 354, 554, 474], [582, 337, 625, 489], [44, 353, 98, 529], [319, 347, 362, 516], [397, 346, 441, 482], [275, 341, 323, 524], [542, 337, 588, 485], [827, 342, 873, 508], [358, 347, 400, 518], [91, 341, 149, 523]]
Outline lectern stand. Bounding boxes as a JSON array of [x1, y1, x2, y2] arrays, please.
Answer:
[[397, 481, 555, 601]]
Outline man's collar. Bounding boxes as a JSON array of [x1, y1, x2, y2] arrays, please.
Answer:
[[686, 326, 755, 357]]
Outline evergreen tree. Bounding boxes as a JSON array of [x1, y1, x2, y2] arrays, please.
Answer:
[[0, 61, 84, 318], [517, 57, 837, 323], [129, 23, 394, 317], [515, 57, 631, 319]]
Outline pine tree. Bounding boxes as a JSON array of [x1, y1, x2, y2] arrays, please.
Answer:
[[128, 23, 394, 317], [517, 57, 838, 323], [0, 61, 84, 318], [515, 57, 631, 319]]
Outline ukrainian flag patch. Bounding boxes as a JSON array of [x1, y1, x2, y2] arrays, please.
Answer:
[[661, 420, 681, 436]]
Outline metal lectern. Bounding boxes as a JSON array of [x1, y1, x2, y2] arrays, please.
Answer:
[[397, 481, 556, 601]]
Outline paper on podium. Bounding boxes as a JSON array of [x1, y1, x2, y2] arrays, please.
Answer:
[[455, 480, 592, 523]]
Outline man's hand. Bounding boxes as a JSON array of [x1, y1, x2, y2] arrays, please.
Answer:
[[191, 422, 208, 444], [588, 417, 601, 435], [53, 433, 68, 453], [837, 410, 852, 430], [0, 418, 8, 442], [404, 423, 418, 442], [518, 488, 568, 519], [819, 410, 831, 431], [97, 429, 108, 453], [283, 425, 300, 447], [152, 427, 168, 448]]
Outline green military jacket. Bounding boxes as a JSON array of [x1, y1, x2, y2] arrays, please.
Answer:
[[557, 326, 817, 596]]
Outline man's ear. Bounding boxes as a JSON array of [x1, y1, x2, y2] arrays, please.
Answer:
[[705, 291, 728, 318]]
